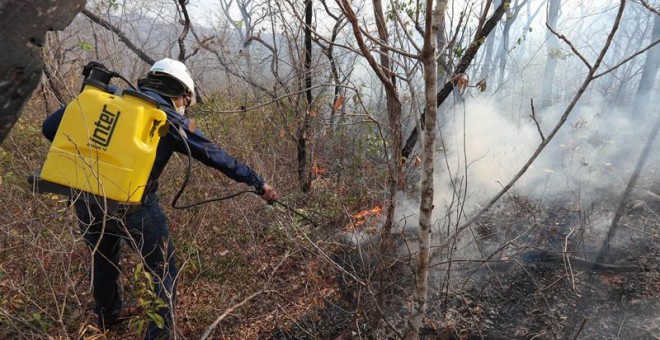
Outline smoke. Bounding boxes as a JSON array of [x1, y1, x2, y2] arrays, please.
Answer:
[[390, 87, 659, 267], [394, 92, 658, 225]]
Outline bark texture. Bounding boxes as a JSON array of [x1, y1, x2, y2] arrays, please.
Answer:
[[633, 14, 660, 121], [404, 0, 443, 336], [0, 0, 85, 143]]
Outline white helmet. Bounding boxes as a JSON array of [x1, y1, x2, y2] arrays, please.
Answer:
[[149, 58, 196, 106]]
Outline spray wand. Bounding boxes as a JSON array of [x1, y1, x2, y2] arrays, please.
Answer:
[[169, 120, 318, 228]]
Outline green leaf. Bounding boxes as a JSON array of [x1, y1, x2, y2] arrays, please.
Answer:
[[77, 41, 94, 51], [136, 319, 146, 335], [134, 264, 142, 282], [147, 311, 165, 328], [0, 271, 6, 280]]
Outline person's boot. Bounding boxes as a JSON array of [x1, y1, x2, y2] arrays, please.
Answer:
[[98, 301, 141, 331]]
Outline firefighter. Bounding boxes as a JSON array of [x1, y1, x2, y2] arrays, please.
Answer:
[[41, 58, 278, 339]]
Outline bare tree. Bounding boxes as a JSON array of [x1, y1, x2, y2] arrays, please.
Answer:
[[297, 0, 315, 192], [336, 0, 404, 255], [219, 0, 263, 73], [403, 0, 445, 337]]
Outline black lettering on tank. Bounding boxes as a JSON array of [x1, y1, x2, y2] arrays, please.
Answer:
[[90, 105, 120, 147]]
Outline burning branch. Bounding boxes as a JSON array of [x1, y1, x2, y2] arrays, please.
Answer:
[[346, 205, 383, 231]]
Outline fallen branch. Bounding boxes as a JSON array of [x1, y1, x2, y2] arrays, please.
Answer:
[[200, 290, 265, 340]]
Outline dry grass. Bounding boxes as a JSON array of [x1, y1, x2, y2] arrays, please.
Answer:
[[0, 92, 383, 339]]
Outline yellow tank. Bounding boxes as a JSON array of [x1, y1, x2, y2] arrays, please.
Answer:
[[38, 83, 167, 205]]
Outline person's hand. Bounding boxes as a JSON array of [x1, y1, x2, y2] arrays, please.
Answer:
[[259, 183, 278, 203]]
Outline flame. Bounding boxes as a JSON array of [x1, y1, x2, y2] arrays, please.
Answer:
[[346, 205, 383, 231], [312, 161, 328, 177]]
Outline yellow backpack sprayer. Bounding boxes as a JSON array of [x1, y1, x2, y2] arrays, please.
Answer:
[[30, 61, 317, 226], [31, 62, 168, 209]]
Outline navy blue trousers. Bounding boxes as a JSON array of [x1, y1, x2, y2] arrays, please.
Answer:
[[75, 193, 176, 339]]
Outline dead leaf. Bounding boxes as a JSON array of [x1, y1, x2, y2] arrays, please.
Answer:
[[455, 74, 469, 94], [332, 96, 345, 111], [477, 80, 487, 92]]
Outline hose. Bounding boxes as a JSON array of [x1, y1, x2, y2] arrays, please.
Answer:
[[168, 119, 319, 228]]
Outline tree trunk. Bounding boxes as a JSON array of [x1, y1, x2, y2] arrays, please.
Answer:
[[540, 0, 561, 109], [297, 0, 314, 192], [401, 1, 510, 164], [478, 0, 501, 82], [0, 0, 85, 143], [496, 0, 525, 86], [404, 0, 443, 336], [632, 13, 660, 121], [370, 0, 403, 248]]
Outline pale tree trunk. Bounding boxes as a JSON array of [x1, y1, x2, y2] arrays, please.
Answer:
[[479, 0, 501, 82], [403, 0, 444, 338], [0, 0, 85, 143], [496, 0, 527, 86], [219, 0, 255, 74], [372, 0, 403, 249], [633, 13, 660, 121], [540, 0, 561, 109]]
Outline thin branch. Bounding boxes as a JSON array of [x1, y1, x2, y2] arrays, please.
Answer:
[[194, 35, 274, 97], [389, 1, 422, 54], [435, 1, 509, 105], [176, 0, 191, 61], [335, 0, 397, 94], [594, 38, 660, 79], [199, 252, 290, 339], [641, 0, 660, 15], [81, 8, 155, 65], [529, 99, 545, 142], [546, 23, 592, 69], [197, 83, 356, 115], [200, 290, 265, 339]]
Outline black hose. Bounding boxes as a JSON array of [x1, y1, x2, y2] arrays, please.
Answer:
[[167, 120, 319, 227]]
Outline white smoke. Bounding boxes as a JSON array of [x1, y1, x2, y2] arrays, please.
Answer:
[[391, 89, 658, 265]]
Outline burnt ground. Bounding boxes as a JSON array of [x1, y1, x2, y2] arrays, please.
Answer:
[[264, 188, 659, 339]]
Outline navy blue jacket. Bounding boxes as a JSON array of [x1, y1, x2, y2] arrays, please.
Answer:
[[42, 87, 265, 196]]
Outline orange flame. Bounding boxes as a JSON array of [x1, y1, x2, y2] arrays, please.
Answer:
[[346, 205, 383, 231], [312, 162, 328, 177]]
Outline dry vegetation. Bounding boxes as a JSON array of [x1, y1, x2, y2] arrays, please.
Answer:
[[1, 88, 658, 339], [1, 3, 659, 335], [0, 93, 660, 339], [0, 88, 384, 339]]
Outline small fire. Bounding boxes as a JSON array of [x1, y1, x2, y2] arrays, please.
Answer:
[[346, 205, 383, 231], [312, 161, 328, 177]]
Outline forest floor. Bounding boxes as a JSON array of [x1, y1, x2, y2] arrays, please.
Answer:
[[1, 109, 658, 339], [256, 185, 660, 339]]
